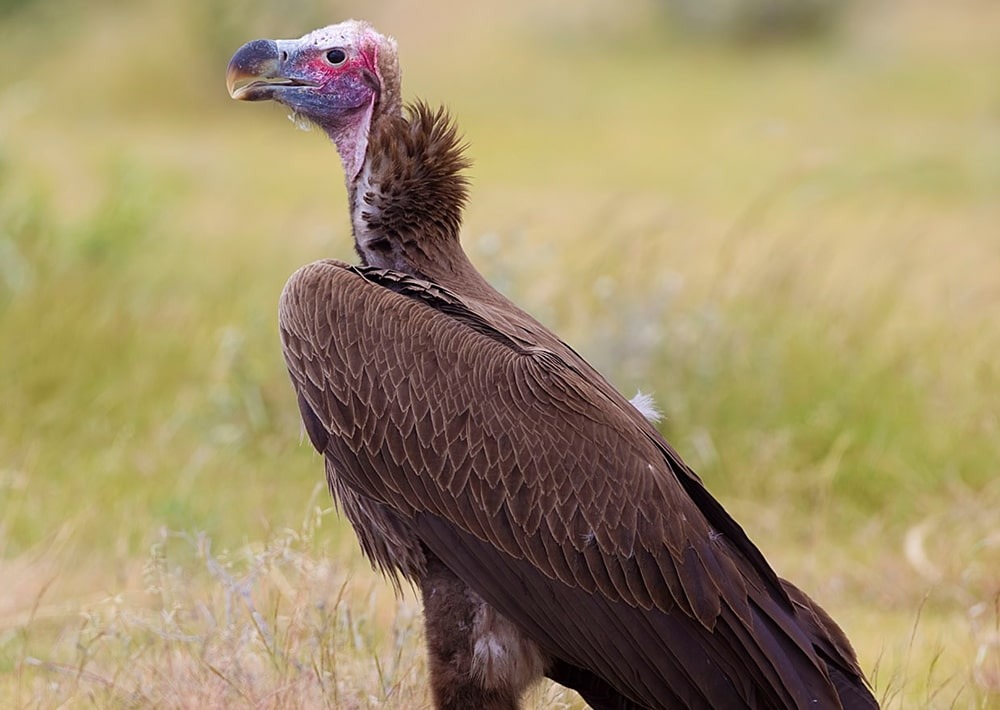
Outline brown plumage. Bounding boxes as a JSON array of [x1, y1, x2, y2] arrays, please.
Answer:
[[227, 20, 878, 709]]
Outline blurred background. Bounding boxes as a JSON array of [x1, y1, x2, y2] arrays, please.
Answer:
[[1, 0, 998, 706]]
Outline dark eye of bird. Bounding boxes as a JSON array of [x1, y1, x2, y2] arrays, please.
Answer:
[[326, 48, 347, 65]]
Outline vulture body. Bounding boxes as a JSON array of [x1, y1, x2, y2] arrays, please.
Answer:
[[227, 21, 878, 710]]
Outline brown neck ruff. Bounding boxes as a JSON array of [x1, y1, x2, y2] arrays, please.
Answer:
[[349, 103, 498, 298]]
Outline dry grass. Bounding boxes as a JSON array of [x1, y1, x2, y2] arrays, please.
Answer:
[[3, 500, 996, 707], [2, 488, 587, 708], [6, 488, 432, 709]]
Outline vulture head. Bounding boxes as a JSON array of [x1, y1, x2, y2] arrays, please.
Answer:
[[226, 20, 401, 181], [228, 21, 471, 278]]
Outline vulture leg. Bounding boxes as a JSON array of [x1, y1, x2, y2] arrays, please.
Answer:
[[419, 553, 545, 710]]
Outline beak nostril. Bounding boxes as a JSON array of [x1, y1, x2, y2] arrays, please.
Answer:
[[280, 50, 288, 62]]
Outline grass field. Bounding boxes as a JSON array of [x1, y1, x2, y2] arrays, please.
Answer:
[[1, 0, 998, 706]]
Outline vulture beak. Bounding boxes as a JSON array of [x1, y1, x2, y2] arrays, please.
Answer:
[[226, 38, 317, 101]]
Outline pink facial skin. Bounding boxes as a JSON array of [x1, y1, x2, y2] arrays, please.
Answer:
[[227, 23, 389, 180]]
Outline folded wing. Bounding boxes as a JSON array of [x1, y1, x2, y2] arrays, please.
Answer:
[[279, 259, 873, 709]]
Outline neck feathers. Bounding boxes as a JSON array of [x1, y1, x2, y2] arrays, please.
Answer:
[[350, 102, 471, 279]]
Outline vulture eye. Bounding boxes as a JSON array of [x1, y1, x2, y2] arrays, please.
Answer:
[[325, 48, 347, 65]]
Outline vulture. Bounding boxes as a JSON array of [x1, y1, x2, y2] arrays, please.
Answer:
[[226, 20, 878, 710]]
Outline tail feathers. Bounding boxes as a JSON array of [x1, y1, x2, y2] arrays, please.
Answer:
[[781, 578, 880, 709], [829, 664, 880, 709]]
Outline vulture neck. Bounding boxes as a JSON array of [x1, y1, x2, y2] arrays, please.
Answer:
[[344, 104, 496, 299]]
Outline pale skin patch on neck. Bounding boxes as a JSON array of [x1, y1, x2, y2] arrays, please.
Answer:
[[336, 94, 377, 181]]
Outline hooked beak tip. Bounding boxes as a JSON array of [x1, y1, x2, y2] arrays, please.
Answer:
[[226, 38, 281, 100]]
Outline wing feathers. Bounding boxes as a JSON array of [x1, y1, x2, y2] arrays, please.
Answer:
[[279, 259, 871, 709], [295, 388, 329, 452]]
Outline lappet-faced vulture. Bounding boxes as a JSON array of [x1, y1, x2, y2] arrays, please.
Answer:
[[226, 20, 878, 710]]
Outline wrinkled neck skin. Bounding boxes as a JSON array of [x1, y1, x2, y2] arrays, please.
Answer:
[[318, 99, 376, 184]]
